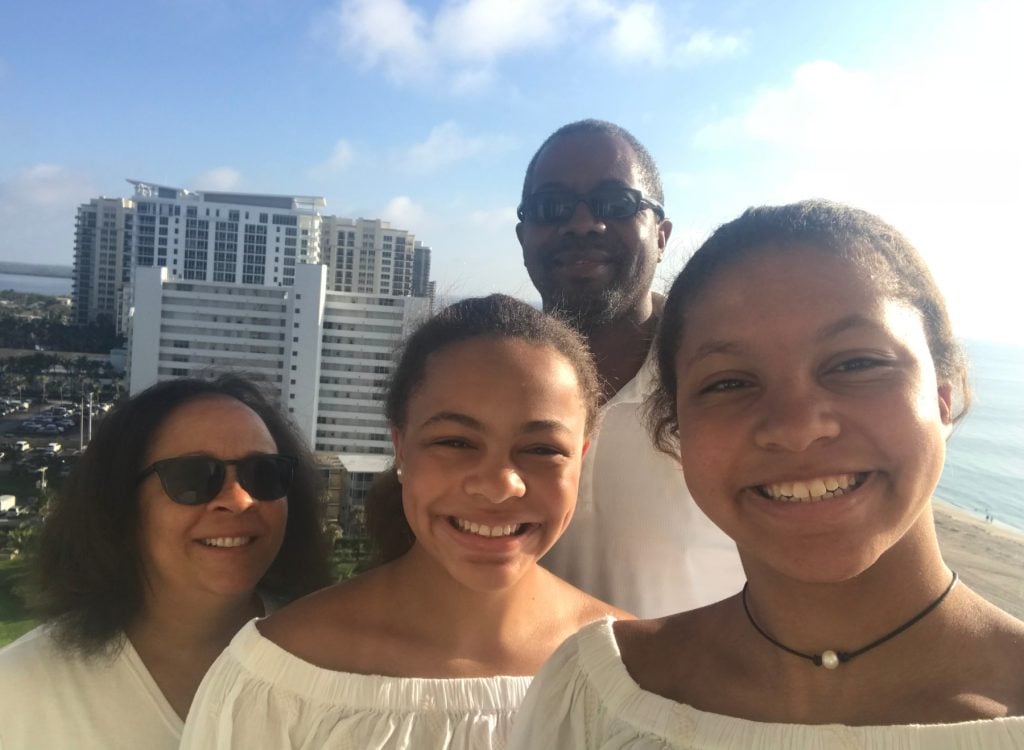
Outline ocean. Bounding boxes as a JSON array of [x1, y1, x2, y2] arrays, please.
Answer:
[[939, 339, 1024, 533], [0, 272, 71, 296]]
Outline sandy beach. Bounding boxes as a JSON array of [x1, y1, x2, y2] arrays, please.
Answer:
[[934, 501, 1024, 620]]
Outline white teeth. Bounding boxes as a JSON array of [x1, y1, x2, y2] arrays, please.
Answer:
[[454, 518, 522, 538], [761, 474, 864, 503], [201, 537, 252, 548]]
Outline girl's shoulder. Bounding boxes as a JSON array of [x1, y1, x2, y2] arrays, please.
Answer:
[[256, 566, 399, 672], [547, 569, 635, 627], [947, 587, 1024, 714]]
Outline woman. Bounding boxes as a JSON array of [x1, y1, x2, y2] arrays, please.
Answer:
[[0, 375, 332, 750], [510, 200, 1024, 748], [182, 294, 630, 749]]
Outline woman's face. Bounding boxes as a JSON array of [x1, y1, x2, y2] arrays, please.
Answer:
[[392, 337, 589, 592], [672, 246, 952, 583], [136, 395, 288, 608]]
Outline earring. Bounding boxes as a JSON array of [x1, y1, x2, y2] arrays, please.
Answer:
[[396, 466, 403, 482]]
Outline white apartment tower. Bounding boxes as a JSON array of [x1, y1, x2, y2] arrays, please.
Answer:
[[127, 180, 325, 286], [128, 263, 430, 456], [72, 180, 327, 329], [73, 182, 435, 330]]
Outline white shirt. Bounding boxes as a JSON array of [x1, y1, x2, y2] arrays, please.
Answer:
[[181, 620, 532, 749], [541, 353, 745, 618], [509, 617, 1024, 750], [0, 625, 183, 750]]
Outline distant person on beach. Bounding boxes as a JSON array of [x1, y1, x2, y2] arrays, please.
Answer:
[[511, 200, 1024, 748], [181, 295, 630, 750], [0, 376, 332, 750], [515, 119, 744, 618]]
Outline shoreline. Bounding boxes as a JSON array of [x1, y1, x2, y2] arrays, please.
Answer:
[[933, 499, 1024, 620]]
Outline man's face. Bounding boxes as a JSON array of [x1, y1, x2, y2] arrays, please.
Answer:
[[516, 131, 671, 327]]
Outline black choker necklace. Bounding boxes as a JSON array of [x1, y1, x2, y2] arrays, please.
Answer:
[[742, 571, 958, 670]]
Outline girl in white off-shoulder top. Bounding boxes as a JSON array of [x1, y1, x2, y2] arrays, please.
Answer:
[[182, 295, 630, 750], [511, 201, 1024, 750]]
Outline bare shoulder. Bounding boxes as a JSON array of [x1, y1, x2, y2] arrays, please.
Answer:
[[545, 570, 635, 629], [258, 566, 394, 670], [954, 589, 1024, 713], [613, 598, 738, 696]]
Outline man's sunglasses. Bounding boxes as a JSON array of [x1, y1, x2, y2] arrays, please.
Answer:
[[517, 187, 665, 225], [137, 454, 297, 506]]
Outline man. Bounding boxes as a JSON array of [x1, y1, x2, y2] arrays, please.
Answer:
[[515, 119, 744, 618]]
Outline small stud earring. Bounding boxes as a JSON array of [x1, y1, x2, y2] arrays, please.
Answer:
[[396, 466, 403, 482]]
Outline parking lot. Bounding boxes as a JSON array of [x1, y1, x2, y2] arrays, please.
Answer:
[[1, 400, 110, 525]]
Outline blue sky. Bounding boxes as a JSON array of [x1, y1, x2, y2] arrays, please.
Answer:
[[1, 0, 1021, 344]]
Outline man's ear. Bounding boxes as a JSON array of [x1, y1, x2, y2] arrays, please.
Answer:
[[657, 219, 673, 262], [515, 221, 525, 253]]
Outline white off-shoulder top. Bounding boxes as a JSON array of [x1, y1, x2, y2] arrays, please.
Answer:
[[508, 617, 1024, 750], [181, 620, 532, 749]]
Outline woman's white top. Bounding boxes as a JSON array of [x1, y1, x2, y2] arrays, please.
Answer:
[[181, 619, 532, 749], [508, 617, 1024, 750], [0, 625, 183, 750]]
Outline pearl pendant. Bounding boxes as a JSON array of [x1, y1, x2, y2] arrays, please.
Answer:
[[820, 650, 840, 669]]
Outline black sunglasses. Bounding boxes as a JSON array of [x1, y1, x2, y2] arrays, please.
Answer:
[[517, 187, 665, 225], [137, 454, 297, 506]]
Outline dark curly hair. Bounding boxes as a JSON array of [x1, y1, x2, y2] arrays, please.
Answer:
[[520, 119, 664, 205], [32, 374, 333, 655], [648, 199, 971, 455], [366, 294, 600, 563]]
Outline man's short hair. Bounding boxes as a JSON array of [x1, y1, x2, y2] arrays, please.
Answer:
[[520, 119, 664, 205]]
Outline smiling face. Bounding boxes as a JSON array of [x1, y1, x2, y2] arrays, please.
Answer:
[[136, 395, 288, 608], [391, 336, 589, 592], [673, 245, 953, 583], [516, 131, 671, 326]]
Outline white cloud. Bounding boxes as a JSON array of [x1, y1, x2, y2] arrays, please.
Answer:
[[307, 139, 355, 177], [380, 195, 427, 229], [606, 3, 664, 62], [0, 165, 98, 264], [685, 2, 1024, 343], [324, 0, 741, 90], [328, 0, 434, 84], [670, 29, 744, 64], [433, 0, 572, 62], [400, 121, 515, 173], [604, 3, 745, 66], [449, 66, 497, 96], [192, 166, 242, 191]]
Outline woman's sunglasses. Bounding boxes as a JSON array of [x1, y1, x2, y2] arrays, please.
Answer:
[[137, 454, 297, 506]]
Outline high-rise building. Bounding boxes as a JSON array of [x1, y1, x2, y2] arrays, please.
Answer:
[[128, 263, 430, 457], [72, 181, 433, 330], [320, 217, 416, 295], [71, 198, 134, 325], [72, 180, 327, 330], [412, 241, 433, 299]]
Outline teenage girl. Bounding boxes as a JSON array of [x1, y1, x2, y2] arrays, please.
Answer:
[[182, 294, 629, 749], [510, 200, 1024, 748]]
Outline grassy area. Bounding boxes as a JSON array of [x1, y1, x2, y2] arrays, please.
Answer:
[[0, 557, 37, 647]]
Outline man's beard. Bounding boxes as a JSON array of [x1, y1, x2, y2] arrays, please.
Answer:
[[544, 284, 630, 332]]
